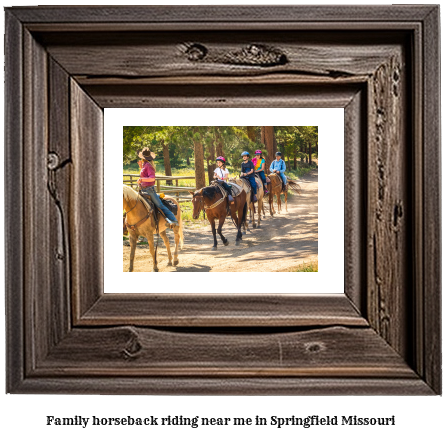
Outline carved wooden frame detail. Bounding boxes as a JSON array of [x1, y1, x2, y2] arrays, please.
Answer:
[[5, 6, 441, 394]]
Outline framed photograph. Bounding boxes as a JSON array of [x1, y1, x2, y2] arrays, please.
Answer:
[[111, 109, 340, 294], [5, 5, 440, 394]]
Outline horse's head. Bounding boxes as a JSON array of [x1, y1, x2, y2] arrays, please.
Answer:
[[189, 190, 204, 219]]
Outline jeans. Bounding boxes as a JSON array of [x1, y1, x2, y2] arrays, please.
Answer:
[[257, 171, 267, 186], [140, 186, 178, 223], [245, 175, 257, 195], [277, 171, 287, 185]]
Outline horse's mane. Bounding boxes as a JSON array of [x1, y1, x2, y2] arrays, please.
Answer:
[[202, 186, 220, 200], [123, 184, 139, 203]]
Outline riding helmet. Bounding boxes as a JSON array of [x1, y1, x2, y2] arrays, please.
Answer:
[[215, 156, 226, 162], [275, 151, 282, 157], [241, 151, 250, 157], [255, 150, 262, 155]]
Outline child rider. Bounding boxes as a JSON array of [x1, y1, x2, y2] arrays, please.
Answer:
[[240, 151, 257, 203]]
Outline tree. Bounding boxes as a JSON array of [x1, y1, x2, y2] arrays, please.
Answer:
[[193, 127, 206, 189], [261, 126, 275, 173]]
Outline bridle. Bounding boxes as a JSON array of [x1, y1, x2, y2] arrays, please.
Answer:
[[124, 193, 151, 231], [193, 190, 225, 217]]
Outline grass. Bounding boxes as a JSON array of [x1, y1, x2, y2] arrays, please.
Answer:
[[285, 260, 318, 272]]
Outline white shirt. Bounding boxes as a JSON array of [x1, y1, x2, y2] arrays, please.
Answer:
[[214, 167, 229, 180]]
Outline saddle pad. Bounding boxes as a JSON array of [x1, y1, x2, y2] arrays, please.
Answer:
[[254, 175, 263, 190], [229, 182, 243, 197], [239, 177, 251, 192]]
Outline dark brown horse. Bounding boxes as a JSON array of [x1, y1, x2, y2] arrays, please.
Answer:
[[191, 185, 248, 250]]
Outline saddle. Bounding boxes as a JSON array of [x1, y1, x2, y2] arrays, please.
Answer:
[[138, 190, 177, 223]]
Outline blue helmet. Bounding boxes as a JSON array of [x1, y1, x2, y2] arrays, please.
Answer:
[[241, 151, 250, 157], [275, 151, 282, 156]]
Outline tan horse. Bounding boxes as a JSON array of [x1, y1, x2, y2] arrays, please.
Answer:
[[123, 184, 184, 272], [268, 174, 301, 215], [229, 176, 264, 229]]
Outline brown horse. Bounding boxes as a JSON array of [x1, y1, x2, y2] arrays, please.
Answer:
[[123, 184, 184, 272], [229, 176, 264, 229], [268, 174, 301, 215], [190, 184, 247, 249]]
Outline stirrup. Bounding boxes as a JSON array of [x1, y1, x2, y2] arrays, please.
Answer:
[[228, 195, 234, 204]]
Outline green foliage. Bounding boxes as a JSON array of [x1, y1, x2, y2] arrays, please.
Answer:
[[123, 126, 318, 168]]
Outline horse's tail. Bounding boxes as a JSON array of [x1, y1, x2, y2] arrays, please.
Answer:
[[287, 179, 302, 195]]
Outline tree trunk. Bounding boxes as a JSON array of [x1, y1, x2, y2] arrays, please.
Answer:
[[294, 148, 298, 170], [215, 129, 224, 158], [273, 131, 278, 157], [186, 156, 190, 166], [309, 142, 312, 165], [261, 126, 274, 174], [247, 126, 257, 142], [207, 139, 216, 183], [193, 128, 206, 189], [162, 140, 172, 185]]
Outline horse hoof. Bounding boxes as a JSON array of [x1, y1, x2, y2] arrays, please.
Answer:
[[167, 261, 173, 266], [152, 268, 159, 272], [235, 240, 240, 246], [253, 224, 257, 229], [257, 225, 261, 229], [173, 260, 179, 266], [224, 241, 229, 246], [212, 246, 218, 251]]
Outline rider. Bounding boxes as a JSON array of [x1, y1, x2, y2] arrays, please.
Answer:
[[270, 151, 287, 192], [252, 149, 269, 194], [240, 151, 257, 203], [213, 156, 234, 202], [137, 147, 179, 227]]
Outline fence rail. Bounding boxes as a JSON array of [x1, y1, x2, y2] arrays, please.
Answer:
[[123, 174, 196, 203]]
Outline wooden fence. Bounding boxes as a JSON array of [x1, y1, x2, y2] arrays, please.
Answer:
[[123, 174, 196, 203]]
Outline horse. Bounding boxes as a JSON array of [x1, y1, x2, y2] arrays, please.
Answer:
[[190, 183, 247, 249], [268, 173, 301, 215], [123, 184, 184, 272], [229, 175, 265, 229]]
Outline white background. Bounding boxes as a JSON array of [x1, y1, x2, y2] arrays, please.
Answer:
[[1, 1, 442, 438], [108, 108, 343, 292]]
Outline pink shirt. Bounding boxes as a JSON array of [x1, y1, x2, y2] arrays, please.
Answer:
[[139, 161, 155, 187]]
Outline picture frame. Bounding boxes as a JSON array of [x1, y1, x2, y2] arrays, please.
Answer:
[[5, 5, 440, 394]]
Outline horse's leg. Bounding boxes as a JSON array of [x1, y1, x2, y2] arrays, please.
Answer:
[[235, 201, 246, 243], [217, 215, 229, 246], [128, 232, 138, 272], [257, 196, 263, 228], [268, 192, 274, 217], [210, 218, 218, 250], [172, 228, 180, 266], [285, 192, 288, 212], [243, 200, 250, 234], [146, 232, 159, 272], [159, 230, 173, 266]]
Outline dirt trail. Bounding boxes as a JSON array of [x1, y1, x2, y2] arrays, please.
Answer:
[[123, 171, 318, 272]]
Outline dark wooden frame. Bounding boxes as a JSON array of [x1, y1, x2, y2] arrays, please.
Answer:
[[5, 6, 441, 394]]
